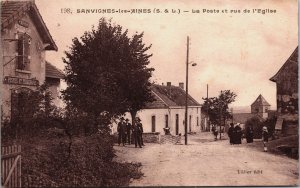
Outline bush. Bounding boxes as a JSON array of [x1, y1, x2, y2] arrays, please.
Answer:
[[245, 116, 263, 139], [16, 133, 142, 187]]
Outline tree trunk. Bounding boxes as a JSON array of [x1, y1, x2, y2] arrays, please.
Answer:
[[130, 110, 137, 126]]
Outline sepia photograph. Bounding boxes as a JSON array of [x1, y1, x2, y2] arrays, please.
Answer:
[[0, 0, 299, 187]]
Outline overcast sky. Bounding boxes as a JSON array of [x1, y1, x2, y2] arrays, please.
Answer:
[[36, 0, 298, 109]]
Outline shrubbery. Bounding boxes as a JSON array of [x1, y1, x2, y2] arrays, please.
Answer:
[[1, 84, 143, 187], [245, 116, 277, 139]]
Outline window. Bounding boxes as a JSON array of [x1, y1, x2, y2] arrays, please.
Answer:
[[151, 115, 156, 132], [165, 115, 168, 128], [17, 33, 31, 70], [197, 117, 199, 126], [189, 115, 192, 132], [265, 108, 268, 113]]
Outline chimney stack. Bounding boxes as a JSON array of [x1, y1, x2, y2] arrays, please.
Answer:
[[167, 82, 171, 87], [179, 82, 184, 90]]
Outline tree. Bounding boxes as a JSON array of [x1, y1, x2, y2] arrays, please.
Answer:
[[202, 90, 237, 138], [62, 18, 154, 132]]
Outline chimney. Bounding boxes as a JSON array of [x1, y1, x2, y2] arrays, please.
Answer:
[[179, 82, 184, 90], [167, 82, 171, 87]]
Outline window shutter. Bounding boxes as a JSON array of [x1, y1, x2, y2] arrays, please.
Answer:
[[23, 34, 31, 65], [17, 35, 25, 69]]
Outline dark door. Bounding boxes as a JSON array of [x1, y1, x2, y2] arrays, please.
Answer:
[[189, 115, 192, 132], [165, 115, 168, 128], [175, 114, 179, 135], [151, 115, 156, 132]]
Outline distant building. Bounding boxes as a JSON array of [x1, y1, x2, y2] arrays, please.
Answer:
[[1, 1, 63, 121], [270, 47, 298, 135], [112, 82, 202, 135], [232, 94, 271, 129], [251, 94, 271, 119]]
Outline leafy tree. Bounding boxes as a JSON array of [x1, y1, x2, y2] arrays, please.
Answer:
[[62, 18, 154, 131], [202, 90, 237, 138]]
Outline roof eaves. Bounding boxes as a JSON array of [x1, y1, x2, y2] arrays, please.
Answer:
[[29, 2, 58, 51], [270, 46, 298, 82]]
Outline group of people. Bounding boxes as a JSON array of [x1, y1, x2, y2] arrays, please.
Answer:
[[117, 117, 145, 148], [227, 123, 244, 144], [227, 123, 269, 151]]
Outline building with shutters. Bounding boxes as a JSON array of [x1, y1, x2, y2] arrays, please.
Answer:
[[1, 1, 63, 121]]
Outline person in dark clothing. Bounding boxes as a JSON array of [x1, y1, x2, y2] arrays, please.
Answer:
[[245, 125, 254, 143], [262, 126, 268, 152], [136, 117, 145, 146], [228, 123, 235, 145], [133, 117, 142, 148], [234, 123, 242, 144], [117, 117, 126, 146], [125, 119, 132, 145], [212, 125, 218, 141]]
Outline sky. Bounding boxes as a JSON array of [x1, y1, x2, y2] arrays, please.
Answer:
[[36, 0, 298, 110]]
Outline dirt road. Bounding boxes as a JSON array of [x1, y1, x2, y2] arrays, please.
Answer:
[[114, 132, 299, 186]]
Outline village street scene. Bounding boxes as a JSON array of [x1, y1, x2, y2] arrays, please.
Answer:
[[0, 0, 298, 187]]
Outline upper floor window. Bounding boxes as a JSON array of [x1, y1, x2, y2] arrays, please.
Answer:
[[17, 33, 31, 70]]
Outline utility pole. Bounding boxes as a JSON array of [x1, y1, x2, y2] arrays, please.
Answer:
[[206, 84, 209, 132], [231, 107, 234, 124], [185, 36, 189, 145]]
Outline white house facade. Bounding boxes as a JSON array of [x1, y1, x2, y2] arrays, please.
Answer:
[[113, 82, 202, 135]]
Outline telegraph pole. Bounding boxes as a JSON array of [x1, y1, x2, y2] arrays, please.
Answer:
[[185, 36, 189, 145], [206, 84, 209, 131]]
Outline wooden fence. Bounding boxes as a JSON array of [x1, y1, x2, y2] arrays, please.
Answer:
[[1, 145, 21, 187]]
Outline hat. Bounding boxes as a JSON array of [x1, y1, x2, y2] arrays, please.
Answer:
[[125, 118, 130, 122]]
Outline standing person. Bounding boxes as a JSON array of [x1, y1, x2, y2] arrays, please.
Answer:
[[228, 123, 235, 145], [262, 126, 268, 152], [246, 125, 254, 143], [234, 123, 242, 144], [212, 125, 218, 141], [117, 117, 126, 146], [125, 119, 132, 145], [133, 117, 142, 148], [136, 117, 145, 146]]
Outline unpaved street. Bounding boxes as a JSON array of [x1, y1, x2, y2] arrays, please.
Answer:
[[114, 132, 299, 186]]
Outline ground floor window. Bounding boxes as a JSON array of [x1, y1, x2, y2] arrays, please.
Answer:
[[151, 115, 156, 132]]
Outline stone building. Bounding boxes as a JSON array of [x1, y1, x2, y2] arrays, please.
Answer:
[[1, 1, 63, 121], [270, 46, 298, 135], [251, 94, 271, 119]]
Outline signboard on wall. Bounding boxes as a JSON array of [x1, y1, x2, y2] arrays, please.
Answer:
[[3, 76, 39, 86]]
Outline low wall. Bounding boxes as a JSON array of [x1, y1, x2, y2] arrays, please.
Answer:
[[142, 132, 160, 143]]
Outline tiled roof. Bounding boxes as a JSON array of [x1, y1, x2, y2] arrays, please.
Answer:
[[1, 1, 57, 51], [251, 94, 271, 106], [45, 61, 64, 79], [144, 84, 200, 109], [270, 46, 298, 82]]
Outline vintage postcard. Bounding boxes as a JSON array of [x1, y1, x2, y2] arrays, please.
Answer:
[[1, 0, 298, 187]]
